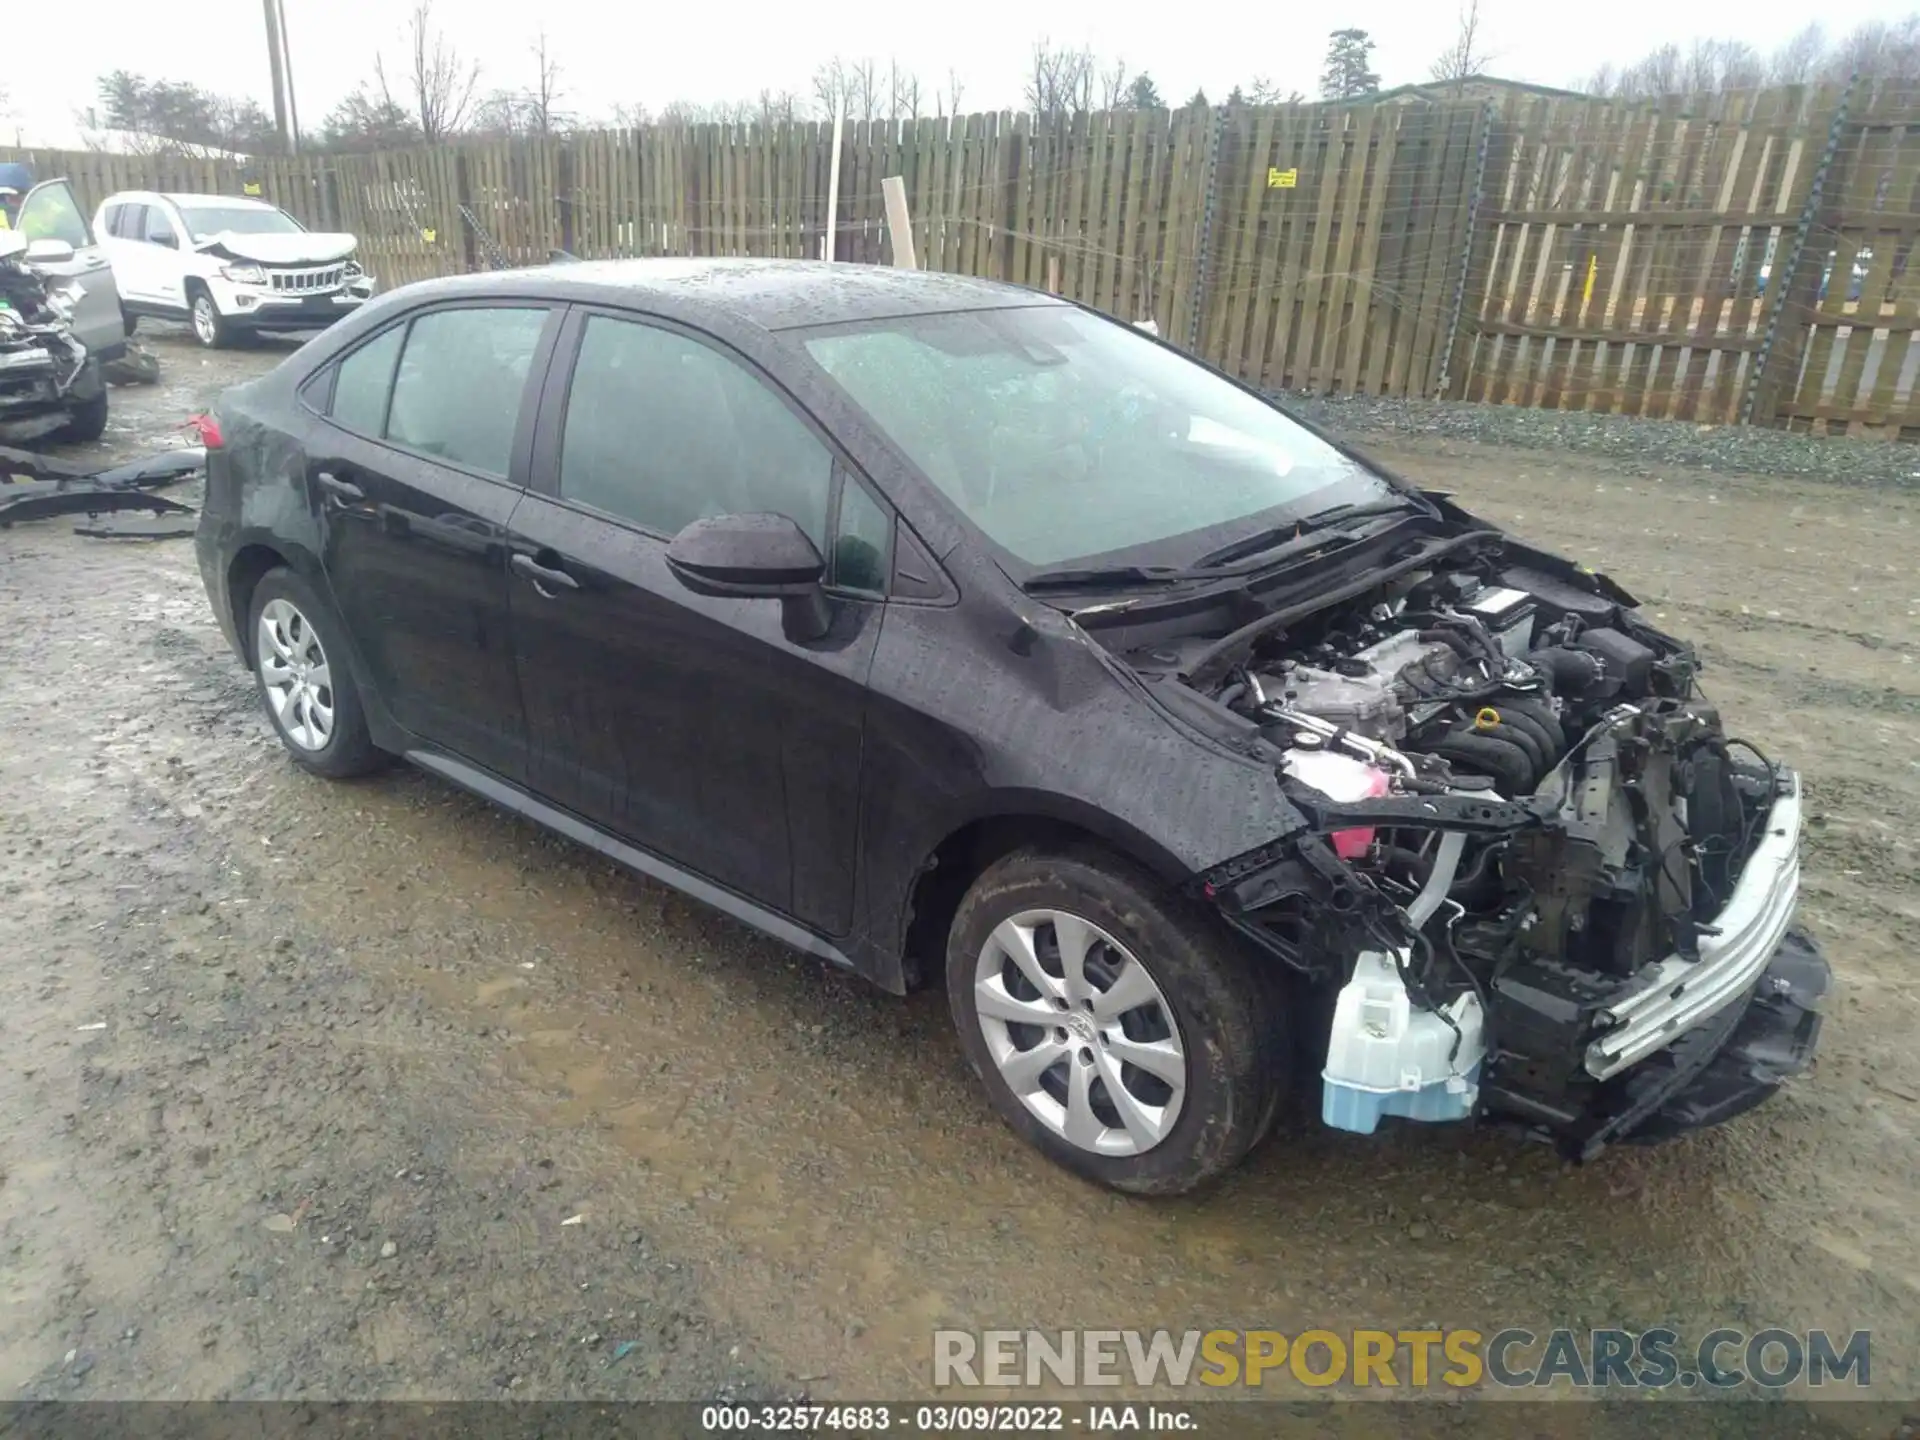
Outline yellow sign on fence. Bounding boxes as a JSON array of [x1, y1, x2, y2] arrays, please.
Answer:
[[1268, 167, 1298, 189]]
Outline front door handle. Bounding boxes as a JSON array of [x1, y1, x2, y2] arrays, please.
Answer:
[[315, 471, 364, 503], [511, 552, 580, 595]]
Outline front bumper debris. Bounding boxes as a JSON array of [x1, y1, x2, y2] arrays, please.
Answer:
[[1619, 929, 1828, 1148], [1586, 776, 1803, 1079]]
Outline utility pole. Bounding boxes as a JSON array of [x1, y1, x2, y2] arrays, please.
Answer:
[[262, 0, 299, 153], [279, 0, 301, 151]]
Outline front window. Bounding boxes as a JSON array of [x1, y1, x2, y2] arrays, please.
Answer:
[[178, 205, 304, 241], [800, 306, 1389, 569]]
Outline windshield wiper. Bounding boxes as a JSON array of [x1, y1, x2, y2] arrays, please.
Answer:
[[1020, 563, 1188, 592], [1190, 496, 1428, 569], [1020, 497, 1432, 595]]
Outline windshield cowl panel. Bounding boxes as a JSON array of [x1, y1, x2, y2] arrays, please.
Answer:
[[798, 305, 1397, 576]]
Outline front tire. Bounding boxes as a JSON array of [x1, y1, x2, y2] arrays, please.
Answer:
[[189, 287, 234, 349], [246, 567, 386, 778], [946, 847, 1288, 1196], [54, 384, 109, 444]]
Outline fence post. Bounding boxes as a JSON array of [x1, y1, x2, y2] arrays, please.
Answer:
[[1184, 103, 1231, 355], [1743, 76, 1859, 427], [557, 140, 576, 256], [1434, 101, 1497, 401], [455, 150, 478, 274]]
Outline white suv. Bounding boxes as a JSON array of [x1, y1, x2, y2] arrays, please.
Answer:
[[94, 191, 376, 348]]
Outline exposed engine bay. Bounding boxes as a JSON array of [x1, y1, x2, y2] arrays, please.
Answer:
[[0, 234, 98, 443], [1114, 534, 1823, 1158]]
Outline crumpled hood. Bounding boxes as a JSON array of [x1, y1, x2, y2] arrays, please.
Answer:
[[196, 231, 358, 265]]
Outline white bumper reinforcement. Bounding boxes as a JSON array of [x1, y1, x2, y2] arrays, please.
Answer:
[[1584, 774, 1803, 1081]]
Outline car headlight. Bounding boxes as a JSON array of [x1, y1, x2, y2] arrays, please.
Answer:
[[342, 259, 363, 279], [220, 262, 268, 285]]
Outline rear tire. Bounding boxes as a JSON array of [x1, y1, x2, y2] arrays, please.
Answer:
[[246, 567, 386, 779], [946, 846, 1288, 1196]]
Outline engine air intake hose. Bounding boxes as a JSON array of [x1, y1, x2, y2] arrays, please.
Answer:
[[1528, 646, 1610, 696], [1427, 729, 1534, 795]]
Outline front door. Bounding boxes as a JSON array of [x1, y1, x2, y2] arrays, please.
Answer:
[[15, 179, 123, 355], [504, 308, 883, 935], [308, 302, 557, 781]]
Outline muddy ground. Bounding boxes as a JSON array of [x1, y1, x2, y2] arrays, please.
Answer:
[[1, 328, 1915, 1423]]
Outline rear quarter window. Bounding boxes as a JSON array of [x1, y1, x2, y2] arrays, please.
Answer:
[[328, 325, 405, 437]]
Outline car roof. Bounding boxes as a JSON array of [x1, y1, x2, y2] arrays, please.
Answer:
[[100, 191, 281, 210], [412, 257, 1063, 332], [166, 193, 278, 210]]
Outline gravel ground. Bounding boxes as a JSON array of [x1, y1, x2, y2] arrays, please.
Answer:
[[1289, 393, 1920, 487], [1, 331, 1915, 1425]]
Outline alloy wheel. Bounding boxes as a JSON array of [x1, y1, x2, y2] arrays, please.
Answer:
[[192, 296, 218, 346], [257, 597, 335, 751], [972, 909, 1187, 1157]]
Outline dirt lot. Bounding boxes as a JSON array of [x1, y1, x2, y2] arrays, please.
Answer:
[[2, 329, 1915, 1420]]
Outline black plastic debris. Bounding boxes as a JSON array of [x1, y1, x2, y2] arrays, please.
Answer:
[[73, 512, 200, 540], [0, 443, 205, 529]]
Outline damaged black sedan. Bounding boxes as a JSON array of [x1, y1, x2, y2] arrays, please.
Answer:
[[194, 260, 1826, 1194]]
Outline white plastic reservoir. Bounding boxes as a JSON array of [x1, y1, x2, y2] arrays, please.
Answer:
[[1321, 948, 1486, 1134]]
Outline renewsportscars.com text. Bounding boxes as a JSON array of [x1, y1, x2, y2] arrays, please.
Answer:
[[932, 1327, 1872, 1390]]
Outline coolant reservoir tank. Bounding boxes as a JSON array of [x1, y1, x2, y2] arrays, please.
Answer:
[[1283, 749, 1389, 859]]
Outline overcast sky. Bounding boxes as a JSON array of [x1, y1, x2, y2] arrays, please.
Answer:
[[1, 0, 1909, 142]]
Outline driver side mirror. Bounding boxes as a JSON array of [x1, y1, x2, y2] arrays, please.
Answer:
[[24, 238, 74, 265], [666, 512, 832, 642]]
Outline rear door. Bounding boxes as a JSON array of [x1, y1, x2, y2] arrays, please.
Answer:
[[307, 300, 560, 781], [136, 201, 190, 312], [15, 180, 123, 354], [503, 307, 884, 934]]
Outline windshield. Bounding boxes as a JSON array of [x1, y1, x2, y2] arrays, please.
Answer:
[[800, 306, 1391, 568], [180, 206, 304, 241]]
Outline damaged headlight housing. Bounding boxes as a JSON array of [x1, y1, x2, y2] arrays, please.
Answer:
[[342, 259, 363, 279], [221, 262, 268, 285]]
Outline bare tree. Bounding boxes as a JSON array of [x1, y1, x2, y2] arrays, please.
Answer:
[[1026, 40, 1095, 115], [1682, 39, 1764, 92], [1099, 58, 1130, 111], [1829, 15, 1920, 79], [940, 69, 966, 117], [374, 0, 481, 141], [472, 30, 570, 138], [1768, 24, 1826, 83], [526, 30, 567, 136], [1430, 0, 1493, 91], [812, 55, 880, 122], [758, 88, 803, 126], [611, 100, 652, 128], [887, 61, 923, 121], [1246, 76, 1303, 104], [1582, 17, 1920, 97]]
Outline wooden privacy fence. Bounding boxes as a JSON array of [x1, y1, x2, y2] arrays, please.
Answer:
[[11, 82, 1920, 438]]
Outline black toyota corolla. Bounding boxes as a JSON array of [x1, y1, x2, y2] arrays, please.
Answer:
[[195, 258, 1827, 1194]]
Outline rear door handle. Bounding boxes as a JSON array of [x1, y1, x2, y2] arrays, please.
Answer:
[[315, 471, 364, 503], [511, 552, 579, 594]]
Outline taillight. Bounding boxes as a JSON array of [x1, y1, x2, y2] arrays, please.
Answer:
[[188, 412, 225, 449]]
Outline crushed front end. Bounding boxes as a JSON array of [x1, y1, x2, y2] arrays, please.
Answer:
[[1150, 543, 1828, 1158], [0, 240, 97, 444]]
